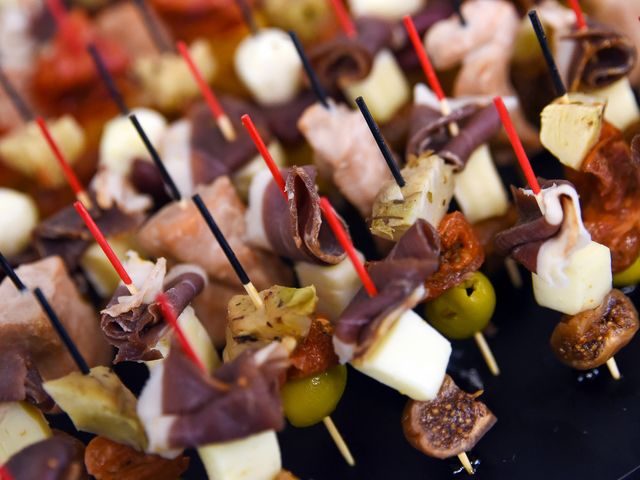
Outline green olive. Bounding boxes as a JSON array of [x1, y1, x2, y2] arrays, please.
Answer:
[[613, 255, 640, 287], [281, 365, 347, 427], [424, 271, 496, 340]]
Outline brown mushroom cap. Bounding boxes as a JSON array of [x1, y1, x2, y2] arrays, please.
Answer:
[[550, 289, 639, 370], [401, 375, 497, 459]]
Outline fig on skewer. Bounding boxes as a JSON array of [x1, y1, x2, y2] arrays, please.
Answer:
[[495, 95, 635, 380]]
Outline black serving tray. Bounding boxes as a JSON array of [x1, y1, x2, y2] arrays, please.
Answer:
[[49, 153, 640, 480]]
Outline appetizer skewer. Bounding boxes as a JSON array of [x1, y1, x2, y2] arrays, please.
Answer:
[[240, 116, 357, 464], [35, 117, 92, 209], [357, 87, 501, 377], [494, 96, 634, 380], [320, 198, 485, 475]]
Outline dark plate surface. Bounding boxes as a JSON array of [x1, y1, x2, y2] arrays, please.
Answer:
[[49, 154, 640, 480]]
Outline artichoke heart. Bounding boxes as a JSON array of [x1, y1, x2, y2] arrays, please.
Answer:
[[225, 285, 318, 361], [43, 366, 147, 451], [370, 153, 455, 241], [540, 94, 604, 171]]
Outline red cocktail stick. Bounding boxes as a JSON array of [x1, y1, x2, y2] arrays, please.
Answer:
[[176, 41, 236, 142], [241, 114, 287, 200], [0, 465, 13, 480], [329, 0, 357, 39], [493, 97, 540, 195], [73, 201, 136, 293], [319, 197, 378, 297], [36, 117, 92, 209], [156, 293, 207, 373], [567, 0, 587, 31], [45, 0, 80, 51], [403, 15, 445, 101]]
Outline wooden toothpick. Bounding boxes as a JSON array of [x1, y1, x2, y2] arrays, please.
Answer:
[[192, 194, 264, 309], [474, 332, 500, 376], [606, 357, 621, 380], [323, 416, 355, 467], [458, 452, 475, 475]]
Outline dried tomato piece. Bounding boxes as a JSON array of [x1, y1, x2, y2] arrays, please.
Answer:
[[33, 11, 129, 98], [567, 123, 640, 272], [424, 212, 484, 301], [288, 317, 339, 380], [550, 289, 639, 370], [85, 436, 189, 480]]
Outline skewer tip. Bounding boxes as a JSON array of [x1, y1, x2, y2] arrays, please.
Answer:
[[457, 452, 475, 475], [323, 416, 356, 467], [606, 357, 621, 380]]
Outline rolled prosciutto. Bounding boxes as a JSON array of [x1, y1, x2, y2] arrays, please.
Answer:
[[101, 254, 206, 363], [245, 165, 346, 265], [137, 341, 288, 456]]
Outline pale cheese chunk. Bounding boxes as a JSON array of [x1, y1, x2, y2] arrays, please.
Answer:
[[344, 49, 410, 124], [0, 188, 38, 257], [232, 141, 285, 202], [147, 306, 220, 373], [454, 144, 509, 223], [0, 401, 51, 464], [235, 28, 302, 106], [353, 309, 451, 401], [0, 115, 85, 186], [347, 0, 425, 20], [99, 108, 167, 175], [80, 237, 135, 298], [198, 430, 281, 480], [594, 77, 640, 132], [532, 241, 612, 315], [295, 252, 363, 321]]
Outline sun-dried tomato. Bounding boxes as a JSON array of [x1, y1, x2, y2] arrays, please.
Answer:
[[567, 123, 640, 272], [85, 437, 189, 480], [33, 11, 129, 98], [424, 212, 484, 301], [288, 317, 338, 380]]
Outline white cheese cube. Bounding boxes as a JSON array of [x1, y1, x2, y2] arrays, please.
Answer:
[[0, 188, 38, 257], [344, 49, 410, 124], [232, 141, 285, 202], [593, 77, 640, 132], [99, 108, 167, 175], [80, 237, 135, 298], [198, 430, 281, 480], [0, 115, 85, 187], [135, 40, 217, 113], [0, 401, 51, 464], [148, 306, 220, 373], [347, 0, 425, 20], [295, 251, 363, 321], [453, 144, 509, 223], [540, 95, 604, 170], [532, 241, 612, 315], [235, 28, 302, 106], [353, 309, 451, 401], [245, 169, 274, 251]]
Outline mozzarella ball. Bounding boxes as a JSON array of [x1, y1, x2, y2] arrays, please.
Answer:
[[99, 108, 167, 176], [347, 0, 425, 20], [235, 28, 302, 106], [0, 188, 38, 257]]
